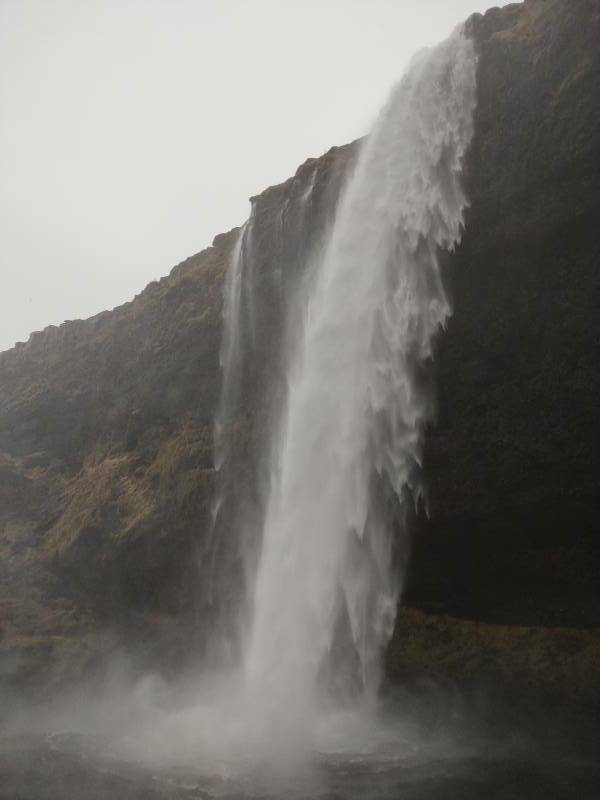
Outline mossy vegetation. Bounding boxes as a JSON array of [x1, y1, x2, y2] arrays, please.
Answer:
[[387, 608, 600, 697], [45, 457, 125, 554]]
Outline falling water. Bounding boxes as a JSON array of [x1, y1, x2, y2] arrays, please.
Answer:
[[204, 212, 257, 638], [244, 30, 477, 725], [207, 163, 321, 654], [144, 26, 477, 771], [214, 211, 256, 476]]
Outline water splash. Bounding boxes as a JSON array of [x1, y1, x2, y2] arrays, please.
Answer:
[[244, 30, 476, 725]]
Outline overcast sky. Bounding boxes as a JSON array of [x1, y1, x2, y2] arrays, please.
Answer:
[[0, 0, 515, 352]]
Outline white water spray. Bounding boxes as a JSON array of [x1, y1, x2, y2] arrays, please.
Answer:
[[244, 31, 476, 726], [140, 28, 477, 767]]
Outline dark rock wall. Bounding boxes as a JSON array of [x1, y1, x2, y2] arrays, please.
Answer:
[[406, 0, 600, 628], [0, 0, 598, 689]]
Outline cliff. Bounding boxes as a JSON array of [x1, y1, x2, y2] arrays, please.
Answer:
[[409, 0, 600, 629], [1, 0, 599, 695]]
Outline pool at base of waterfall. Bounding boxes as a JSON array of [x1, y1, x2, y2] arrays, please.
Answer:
[[2, 682, 598, 800]]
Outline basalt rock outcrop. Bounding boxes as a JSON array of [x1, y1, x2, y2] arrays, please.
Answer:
[[1, 0, 599, 695]]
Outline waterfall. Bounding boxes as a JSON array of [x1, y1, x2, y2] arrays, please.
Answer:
[[241, 30, 477, 722], [214, 216, 253, 476], [96, 27, 478, 775], [207, 168, 321, 654]]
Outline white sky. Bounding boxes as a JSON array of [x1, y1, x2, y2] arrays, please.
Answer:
[[0, 0, 515, 352]]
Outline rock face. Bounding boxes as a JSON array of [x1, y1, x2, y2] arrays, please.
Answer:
[[407, 0, 600, 630], [1, 0, 599, 693]]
